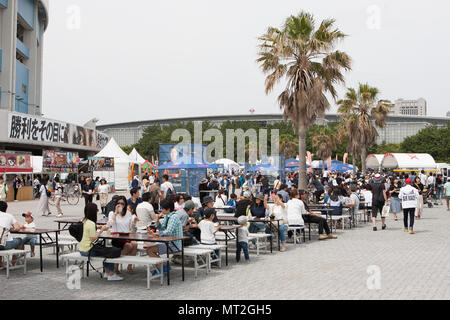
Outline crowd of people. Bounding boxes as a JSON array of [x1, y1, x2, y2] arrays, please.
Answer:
[[1, 167, 449, 281]]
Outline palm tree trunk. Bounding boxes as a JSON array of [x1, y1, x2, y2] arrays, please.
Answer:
[[352, 154, 356, 173], [298, 127, 307, 189], [361, 147, 367, 174]]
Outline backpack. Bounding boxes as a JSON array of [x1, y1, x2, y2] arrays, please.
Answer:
[[69, 222, 84, 242], [165, 186, 176, 202]]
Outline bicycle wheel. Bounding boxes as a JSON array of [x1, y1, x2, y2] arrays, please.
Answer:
[[67, 192, 80, 205]]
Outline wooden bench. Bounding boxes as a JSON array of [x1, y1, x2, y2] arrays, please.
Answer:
[[0, 249, 30, 279]]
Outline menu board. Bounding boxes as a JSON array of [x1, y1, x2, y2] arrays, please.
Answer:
[[88, 157, 115, 172], [42, 150, 80, 173], [0, 154, 32, 173]]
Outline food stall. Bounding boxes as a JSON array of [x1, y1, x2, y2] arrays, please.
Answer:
[[0, 153, 34, 201]]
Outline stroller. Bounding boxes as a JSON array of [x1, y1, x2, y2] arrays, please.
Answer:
[[423, 186, 435, 208]]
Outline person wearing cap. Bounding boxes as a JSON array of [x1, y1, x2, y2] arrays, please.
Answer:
[[196, 196, 219, 223], [82, 177, 95, 206], [370, 173, 389, 231], [236, 215, 250, 262], [176, 200, 196, 228], [399, 179, 420, 234], [19, 212, 37, 257]]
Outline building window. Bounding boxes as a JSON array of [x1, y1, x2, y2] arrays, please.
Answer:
[[22, 84, 27, 94], [17, 23, 25, 42]]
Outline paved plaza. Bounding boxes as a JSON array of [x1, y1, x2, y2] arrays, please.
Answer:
[[1, 197, 449, 300]]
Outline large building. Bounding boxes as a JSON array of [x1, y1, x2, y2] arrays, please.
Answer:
[[96, 113, 450, 147], [393, 98, 427, 116], [0, 0, 48, 115], [0, 0, 108, 157]]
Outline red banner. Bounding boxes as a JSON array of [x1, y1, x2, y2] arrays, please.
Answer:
[[0, 154, 32, 173]]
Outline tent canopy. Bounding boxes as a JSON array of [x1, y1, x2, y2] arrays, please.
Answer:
[[366, 154, 384, 169], [285, 158, 311, 168], [215, 158, 240, 171], [247, 163, 282, 172], [129, 148, 146, 164], [157, 156, 218, 170], [328, 162, 355, 172], [381, 153, 437, 169], [95, 138, 129, 163]]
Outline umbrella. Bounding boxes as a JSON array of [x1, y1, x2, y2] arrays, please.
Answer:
[[156, 156, 219, 170]]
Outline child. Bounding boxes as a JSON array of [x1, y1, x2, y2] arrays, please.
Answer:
[[225, 194, 237, 213], [198, 208, 221, 266], [19, 212, 37, 257], [127, 204, 138, 233], [236, 216, 250, 263], [198, 208, 220, 245]]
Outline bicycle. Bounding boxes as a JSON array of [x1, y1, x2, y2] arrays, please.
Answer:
[[48, 184, 80, 206]]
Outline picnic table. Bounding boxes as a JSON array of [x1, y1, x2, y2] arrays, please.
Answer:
[[216, 225, 242, 266], [55, 218, 107, 231], [11, 228, 62, 272], [97, 232, 189, 286], [217, 216, 281, 252]]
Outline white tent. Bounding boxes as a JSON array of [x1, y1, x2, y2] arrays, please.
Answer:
[[381, 153, 437, 169], [94, 138, 130, 190], [366, 154, 384, 169], [128, 148, 146, 164], [215, 158, 240, 172]]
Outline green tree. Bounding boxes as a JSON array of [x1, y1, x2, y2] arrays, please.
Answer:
[[257, 11, 351, 188], [337, 83, 392, 173], [401, 124, 450, 162], [311, 126, 337, 169]]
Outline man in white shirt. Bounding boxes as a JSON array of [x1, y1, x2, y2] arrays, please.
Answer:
[[160, 174, 175, 199], [426, 174, 435, 188], [136, 193, 157, 230], [420, 171, 427, 186], [399, 178, 420, 234], [0, 201, 24, 266]]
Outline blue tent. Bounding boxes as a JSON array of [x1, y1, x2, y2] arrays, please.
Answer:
[[285, 158, 311, 169], [328, 162, 355, 172], [157, 156, 219, 170], [247, 163, 282, 172]]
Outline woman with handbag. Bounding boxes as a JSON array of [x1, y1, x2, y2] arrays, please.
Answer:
[[37, 179, 52, 217], [80, 203, 123, 281]]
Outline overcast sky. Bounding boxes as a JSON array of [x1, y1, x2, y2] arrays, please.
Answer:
[[42, 0, 450, 126]]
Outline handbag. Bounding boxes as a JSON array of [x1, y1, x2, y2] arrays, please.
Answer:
[[90, 242, 121, 258], [381, 205, 390, 218]]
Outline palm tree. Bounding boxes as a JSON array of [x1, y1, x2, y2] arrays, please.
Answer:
[[337, 83, 392, 173], [279, 135, 299, 159], [257, 11, 351, 189], [337, 114, 361, 172], [311, 126, 337, 170]]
